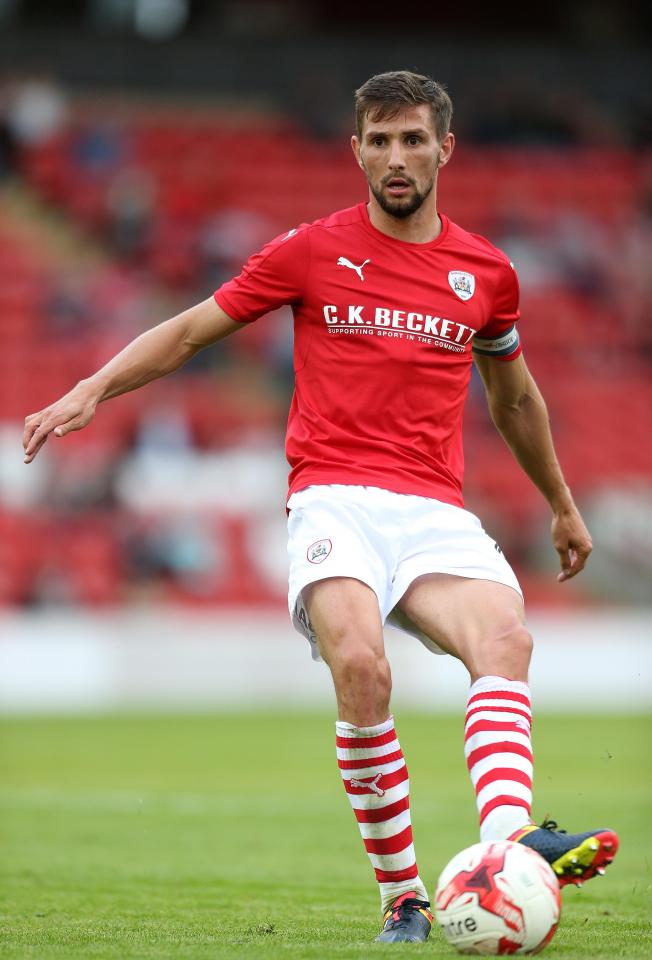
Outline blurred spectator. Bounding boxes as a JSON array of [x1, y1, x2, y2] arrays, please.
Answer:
[[0, 79, 18, 179], [26, 561, 81, 609], [46, 451, 119, 511], [106, 165, 157, 261], [198, 206, 274, 287], [123, 514, 225, 597], [5, 72, 68, 147], [87, 263, 158, 349], [43, 268, 93, 340], [133, 402, 194, 456], [563, 486, 652, 604], [71, 120, 126, 178], [0, 426, 50, 509]]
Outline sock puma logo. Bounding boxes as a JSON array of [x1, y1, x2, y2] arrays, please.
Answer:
[[349, 772, 385, 796]]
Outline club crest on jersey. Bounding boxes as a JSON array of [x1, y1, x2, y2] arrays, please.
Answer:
[[307, 538, 332, 564], [448, 270, 475, 301]]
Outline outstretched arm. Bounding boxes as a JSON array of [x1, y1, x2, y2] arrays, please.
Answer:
[[474, 353, 592, 582], [23, 296, 240, 463]]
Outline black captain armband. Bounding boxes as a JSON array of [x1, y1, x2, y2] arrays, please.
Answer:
[[472, 325, 520, 358]]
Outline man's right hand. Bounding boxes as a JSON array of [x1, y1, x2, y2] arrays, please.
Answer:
[[23, 381, 99, 464]]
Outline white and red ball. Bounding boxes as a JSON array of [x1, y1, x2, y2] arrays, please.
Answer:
[[435, 840, 561, 955]]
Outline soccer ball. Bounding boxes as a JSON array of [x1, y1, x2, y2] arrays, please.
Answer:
[[434, 840, 561, 955]]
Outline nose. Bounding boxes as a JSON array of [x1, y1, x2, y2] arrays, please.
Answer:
[[388, 139, 406, 170]]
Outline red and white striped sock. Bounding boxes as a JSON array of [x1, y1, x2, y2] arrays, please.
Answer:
[[336, 716, 428, 912], [464, 676, 534, 842]]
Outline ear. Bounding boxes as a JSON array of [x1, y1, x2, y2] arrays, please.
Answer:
[[351, 135, 366, 172], [437, 132, 455, 169]]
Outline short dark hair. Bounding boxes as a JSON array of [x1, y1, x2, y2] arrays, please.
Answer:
[[354, 70, 453, 142]]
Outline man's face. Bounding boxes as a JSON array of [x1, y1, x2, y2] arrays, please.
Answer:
[[352, 103, 453, 219]]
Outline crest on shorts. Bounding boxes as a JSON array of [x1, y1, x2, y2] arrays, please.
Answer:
[[307, 539, 332, 564], [448, 270, 475, 301]]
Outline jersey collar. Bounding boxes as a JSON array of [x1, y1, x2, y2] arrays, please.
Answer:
[[358, 202, 449, 249]]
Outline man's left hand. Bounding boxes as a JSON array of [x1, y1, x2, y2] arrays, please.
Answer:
[[551, 507, 593, 582]]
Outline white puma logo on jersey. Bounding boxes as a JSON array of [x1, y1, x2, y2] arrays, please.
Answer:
[[349, 772, 385, 796], [281, 228, 298, 241], [337, 256, 370, 281]]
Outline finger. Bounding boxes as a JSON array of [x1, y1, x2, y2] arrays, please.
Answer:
[[24, 421, 50, 455], [558, 546, 590, 582], [53, 417, 84, 437], [23, 431, 49, 463], [569, 547, 590, 576], [556, 547, 572, 582], [23, 412, 43, 450], [24, 416, 62, 457], [25, 411, 87, 461]]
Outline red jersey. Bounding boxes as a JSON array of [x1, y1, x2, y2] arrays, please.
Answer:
[[214, 202, 521, 507]]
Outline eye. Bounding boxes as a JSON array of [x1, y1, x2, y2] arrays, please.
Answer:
[[369, 136, 385, 147], [406, 135, 421, 146]]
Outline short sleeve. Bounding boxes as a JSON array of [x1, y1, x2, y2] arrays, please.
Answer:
[[214, 226, 310, 323], [472, 260, 522, 361]]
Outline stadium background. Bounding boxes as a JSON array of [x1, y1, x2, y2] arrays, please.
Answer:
[[1, 0, 650, 711], [1, 4, 651, 958]]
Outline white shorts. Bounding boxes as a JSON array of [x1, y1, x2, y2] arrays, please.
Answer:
[[287, 484, 522, 660]]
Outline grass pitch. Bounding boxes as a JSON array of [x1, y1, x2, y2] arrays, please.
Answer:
[[1, 712, 650, 958]]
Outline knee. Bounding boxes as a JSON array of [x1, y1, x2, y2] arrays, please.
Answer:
[[475, 616, 532, 679], [503, 621, 533, 661], [329, 641, 391, 696]]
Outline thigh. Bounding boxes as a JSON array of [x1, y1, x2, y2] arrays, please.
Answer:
[[303, 576, 386, 665], [397, 572, 526, 663], [388, 498, 522, 621]]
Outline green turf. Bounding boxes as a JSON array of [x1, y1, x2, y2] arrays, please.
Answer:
[[1, 713, 650, 958]]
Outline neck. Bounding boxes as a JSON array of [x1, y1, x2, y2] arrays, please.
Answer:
[[367, 189, 442, 244]]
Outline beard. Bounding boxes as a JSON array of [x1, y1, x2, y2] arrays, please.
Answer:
[[369, 175, 434, 220]]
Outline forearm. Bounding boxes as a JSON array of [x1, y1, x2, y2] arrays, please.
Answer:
[[489, 383, 573, 513], [23, 297, 240, 464], [477, 354, 591, 579], [84, 299, 224, 404], [85, 318, 193, 404]]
